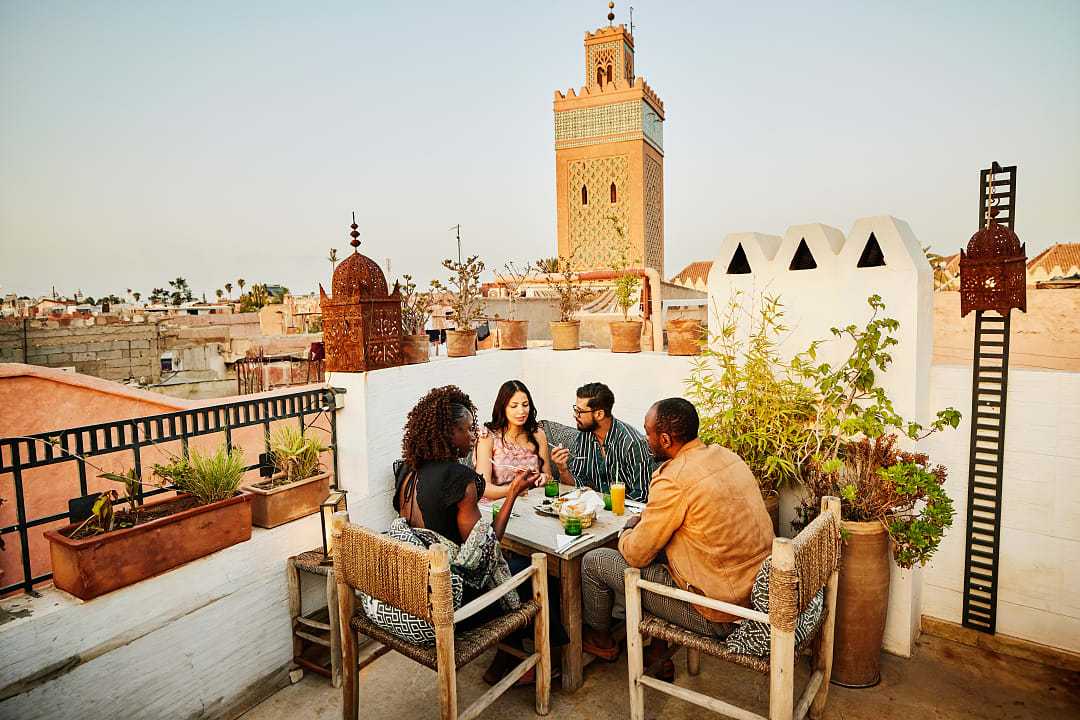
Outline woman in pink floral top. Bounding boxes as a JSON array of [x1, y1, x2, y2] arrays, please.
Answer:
[[475, 380, 553, 499]]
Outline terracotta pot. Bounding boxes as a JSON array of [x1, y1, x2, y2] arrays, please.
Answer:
[[446, 329, 477, 357], [550, 321, 580, 351], [667, 318, 705, 356], [610, 321, 643, 353], [401, 334, 429, 364], [44, 492, 253, 600], [763, 493, 780, 537], [244, 471, 331, 528], [832, 519, 891, 687], [498, 319, 529, 350]]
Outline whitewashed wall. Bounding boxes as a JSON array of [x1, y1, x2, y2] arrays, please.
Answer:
[[921, 364, 1080, 653], [708, 215, 934, 656], [0, 516, 324, 720]]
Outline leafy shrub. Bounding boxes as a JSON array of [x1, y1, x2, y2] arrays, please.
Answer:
[[160, 444, 246, 505], [269, 425, 328, 485]]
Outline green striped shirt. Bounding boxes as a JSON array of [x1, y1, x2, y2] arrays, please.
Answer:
[[562, 418, 654, 502]]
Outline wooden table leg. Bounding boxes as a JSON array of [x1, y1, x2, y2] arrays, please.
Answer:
[[560, 556, 583, 692], [327, 571, 342, 688]]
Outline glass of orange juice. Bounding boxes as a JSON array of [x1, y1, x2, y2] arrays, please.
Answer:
[[610, 482, 626, 516]]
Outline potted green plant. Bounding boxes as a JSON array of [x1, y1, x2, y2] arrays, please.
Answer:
[[791, 294, 960, 688], [686, 292, 817, 532], [44, 442, 253, 600], [399, 274, 433, 364], [492, 260, 534, 350], [538, 256, 590, 350], [610, 269, 642, 353], [243, 426, 331, 528], [432, 255, 485, 358]]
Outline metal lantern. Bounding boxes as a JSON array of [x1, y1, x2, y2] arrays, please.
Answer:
[[959, 200, 1027, 318], [319, 213, 404, 372], [319, 490, 348, 564]]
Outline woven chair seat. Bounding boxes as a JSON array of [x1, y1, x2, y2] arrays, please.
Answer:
[[351, 599, 540, 671], [639, 613, 824, 675], [292, 548, 333, 576], [639, 614, 772, 674]]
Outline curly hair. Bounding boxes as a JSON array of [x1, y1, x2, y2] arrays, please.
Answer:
[[401, 385, 478, 470]]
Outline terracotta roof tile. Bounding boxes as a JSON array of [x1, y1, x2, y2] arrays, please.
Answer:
[[1027, 243, 1080, 279], [672, 261, 714, 286]]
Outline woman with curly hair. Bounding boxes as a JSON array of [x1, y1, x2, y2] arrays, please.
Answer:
[[475, 380, 553, 500], [395, 384, 534, 543]]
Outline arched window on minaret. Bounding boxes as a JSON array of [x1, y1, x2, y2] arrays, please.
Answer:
[[610, 182, 617, 203], [596, 66, 604, 88], [606, 64, 613, 84], [581, 185, 589, 205]]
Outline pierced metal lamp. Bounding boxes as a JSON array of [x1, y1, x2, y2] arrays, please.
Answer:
[[319, 490, 348, 565]]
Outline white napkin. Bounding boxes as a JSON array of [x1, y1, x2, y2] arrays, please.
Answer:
[[561, 488, 605, 516], [555, 532, 592, 552]]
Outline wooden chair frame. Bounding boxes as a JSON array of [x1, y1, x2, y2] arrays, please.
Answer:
[[333, 514, 551, 720], [625, 496, 841, 720]]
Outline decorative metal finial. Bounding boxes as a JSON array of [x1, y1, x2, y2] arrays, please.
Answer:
[[349, 211, 360, 250], [608, 1, 615, 25]]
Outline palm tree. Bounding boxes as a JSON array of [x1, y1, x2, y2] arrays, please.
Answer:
[[132, 292, 141, 303], [237, 279, 246, 297], [224, 282, 233, 299], [328, 248, 338, 278], [216, 289, 224, 301]]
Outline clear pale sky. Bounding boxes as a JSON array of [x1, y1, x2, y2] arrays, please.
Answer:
[[1, 1, 1078, 300]]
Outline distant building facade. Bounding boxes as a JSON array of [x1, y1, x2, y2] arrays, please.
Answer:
[[554, 16, 665, 276]]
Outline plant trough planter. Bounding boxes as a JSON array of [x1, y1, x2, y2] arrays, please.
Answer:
[[610, 321, 643, 353], [446, 329, 477, 357], [497, 319, 529, 350], [550, 321, 580, 351], [244, 471, 331, 528], [401, 334, 429, 364], [831, 519, 891, 687], [45, 492, 253, 601], [667, 318, 705, 356]]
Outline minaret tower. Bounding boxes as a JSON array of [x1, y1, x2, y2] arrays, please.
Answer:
[[554, 2, 665, 275]]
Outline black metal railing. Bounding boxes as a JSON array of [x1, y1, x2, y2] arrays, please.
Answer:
[[0, 386, 340, 596]]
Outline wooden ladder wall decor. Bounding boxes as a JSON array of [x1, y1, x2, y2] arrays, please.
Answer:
[[962, 164, 1017, 634]]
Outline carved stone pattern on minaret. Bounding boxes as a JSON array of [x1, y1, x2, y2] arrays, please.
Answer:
[[568, 155, 633, 269], [644, 154, 664, 273], [586, 41, 621, 88], [623, 42, 634, 81], [555, 101, 642, 149], [642, 103, 664, 152]]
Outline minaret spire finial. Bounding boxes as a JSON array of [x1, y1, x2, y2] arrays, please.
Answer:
[[349, 211, 360, 251], [607, 1, 615, 25]]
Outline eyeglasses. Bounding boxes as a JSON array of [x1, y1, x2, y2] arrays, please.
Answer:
[[571, 406, 595, 417]]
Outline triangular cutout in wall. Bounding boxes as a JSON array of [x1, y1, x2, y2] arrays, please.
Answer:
[[789, 238, 817, 270], [856, 232, 886, 267], [726, 244, 752, 274]]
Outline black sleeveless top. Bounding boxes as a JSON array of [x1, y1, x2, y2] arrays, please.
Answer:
[[394, 460, 485, 545]]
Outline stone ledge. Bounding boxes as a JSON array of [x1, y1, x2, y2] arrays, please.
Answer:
[[921, 616, 1080, 673]]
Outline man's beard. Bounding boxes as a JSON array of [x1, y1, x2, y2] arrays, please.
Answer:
[[577, 417, 598, 432]]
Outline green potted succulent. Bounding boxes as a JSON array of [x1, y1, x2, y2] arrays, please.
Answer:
[[243, 426, 331, 528], [432, 255, 485, 357], [399, 274, 433, 364], [492, 260, 534, 350], [44, 442, 253, 600]]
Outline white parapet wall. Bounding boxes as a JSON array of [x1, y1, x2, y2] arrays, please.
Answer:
[[921, 364, 1080, 653], [0, 516, 325, 720], [708, 215, 935, 657]]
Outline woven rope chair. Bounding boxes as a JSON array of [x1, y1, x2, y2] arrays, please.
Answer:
[[624, 496, 842, 720], [332, 514, 551, 720]]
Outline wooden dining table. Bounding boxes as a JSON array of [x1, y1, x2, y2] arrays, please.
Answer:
[[485, 485, 634, 692]]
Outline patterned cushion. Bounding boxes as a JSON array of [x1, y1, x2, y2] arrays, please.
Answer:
[[724, 556, 825, 657], [358, 523, 464, 645]]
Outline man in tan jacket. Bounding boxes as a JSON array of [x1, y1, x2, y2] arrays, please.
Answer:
[[581, 397, 774, 677]]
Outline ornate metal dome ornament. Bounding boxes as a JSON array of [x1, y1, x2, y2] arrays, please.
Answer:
[[959, 164, 1027, 318], [319, 213, 402, 372]]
